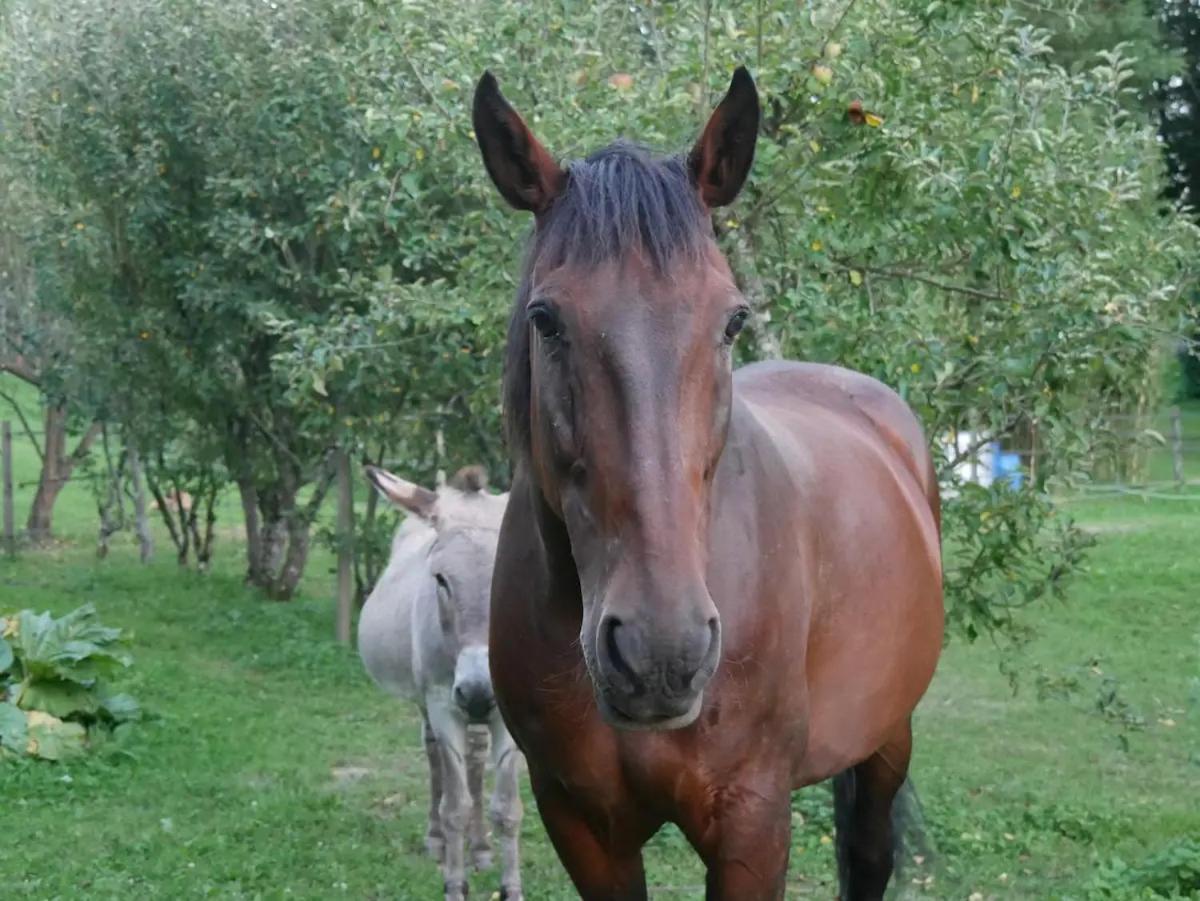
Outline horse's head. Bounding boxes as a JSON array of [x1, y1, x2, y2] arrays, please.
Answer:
[[475, 69, 759, 730], [366, 464, 508, 722]]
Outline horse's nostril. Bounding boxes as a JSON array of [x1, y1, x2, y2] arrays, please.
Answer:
[[601, 615, 641, 692]]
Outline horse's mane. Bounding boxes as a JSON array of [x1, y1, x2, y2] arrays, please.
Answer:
[[502, 141, 711, 458]]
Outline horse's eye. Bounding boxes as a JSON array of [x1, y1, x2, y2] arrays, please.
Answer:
[[724, 308, 750, 343], [527, 303, 561, 341]]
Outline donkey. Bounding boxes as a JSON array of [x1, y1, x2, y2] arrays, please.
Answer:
[[358, 464, 523, 901]]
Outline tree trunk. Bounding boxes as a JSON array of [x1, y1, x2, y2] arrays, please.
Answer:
[[95, 425, 125, 558], [126, 445, 154, 563], [268, 517, 310, 601], [26, 407, 101, 543], [238, 477, 267, 585], [335, 449, 354, 644], [238, 453, 332, 601]]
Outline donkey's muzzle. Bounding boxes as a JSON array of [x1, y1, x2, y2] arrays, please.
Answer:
[[454, 679, 496, 722]]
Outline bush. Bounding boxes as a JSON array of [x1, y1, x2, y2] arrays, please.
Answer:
[[1085, 838, 1200, 898], [0, 604, 141, 760], [1178, 324, 1200, 400]]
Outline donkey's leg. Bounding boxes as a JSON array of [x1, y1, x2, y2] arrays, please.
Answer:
[[530, 770, 650, 901], [467, 724, 493, 871], [833, 720, 913, 901], [429, 702, 472, 901], [422, 712, 445, 862], [680, 771, 793, 901], [488, 722, 524, 900]]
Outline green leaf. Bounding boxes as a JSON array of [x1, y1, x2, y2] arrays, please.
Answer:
[[25, 711, 87, 761], [18, 677, 99, 718], [0, 638, 12, 674], [9, 604, 131, 685], [99, 692, 142, 724], [0, 701, 27, 753]]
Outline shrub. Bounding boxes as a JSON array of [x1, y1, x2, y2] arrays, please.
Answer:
[[0, 604, 141, 760], [1086, 838, 1200, 898]]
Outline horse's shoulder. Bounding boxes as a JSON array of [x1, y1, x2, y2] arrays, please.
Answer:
[[733, 360, 936, 501]]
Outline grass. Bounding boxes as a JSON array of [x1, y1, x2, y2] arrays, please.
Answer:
[[2, 374, 1200, 898]]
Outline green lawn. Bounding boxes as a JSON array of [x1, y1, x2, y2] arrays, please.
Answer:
[[2, 377, 1199, 898]]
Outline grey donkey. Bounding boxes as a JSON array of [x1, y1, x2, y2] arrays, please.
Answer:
[[358, 464, 523, 901]]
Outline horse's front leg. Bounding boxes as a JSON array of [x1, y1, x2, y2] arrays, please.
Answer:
[[680, 773, 793, 901], [488, 722, 524, 900], [428, 702, 472, 901], [529, 770, 652, 901]]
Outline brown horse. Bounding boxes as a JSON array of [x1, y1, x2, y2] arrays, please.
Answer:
[[474, 67, 943, 900]]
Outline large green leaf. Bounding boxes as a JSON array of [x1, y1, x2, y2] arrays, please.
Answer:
[[25, 711, 86, 761], [17, 677, 99, 718], [99, 692, 142, 724], [0, 701, 27, 753], [0, 637, 12, 675], [10, 604, 131, 685]]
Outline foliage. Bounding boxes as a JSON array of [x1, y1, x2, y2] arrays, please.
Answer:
[[1160, 0, 1200, 211], [278, 0, 1197, 644], [1026, 0, 1179, 105], [1, 0, 1195, 637], [0, 604, 141, 760], [1085, 838, 1200, 898], [1181, 329, 1200, 398]]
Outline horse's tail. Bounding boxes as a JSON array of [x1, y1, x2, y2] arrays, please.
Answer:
[[891, 777, 935, 876], [832, 775, 935, 894]]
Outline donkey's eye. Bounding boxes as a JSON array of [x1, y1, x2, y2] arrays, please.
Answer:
[[434, 573, 450, 597], [724, 308, 750, 343], [527, 302, 561, 341]]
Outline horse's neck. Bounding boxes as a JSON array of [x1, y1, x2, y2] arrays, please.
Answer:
[[519, 470, 584, 615]]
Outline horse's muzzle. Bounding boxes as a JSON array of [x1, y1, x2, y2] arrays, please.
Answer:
[[592, 613, 720, 731]]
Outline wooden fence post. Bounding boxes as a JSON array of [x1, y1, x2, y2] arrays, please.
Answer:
[[2, 421, 13, 555], [1171, 405, 1185, 489], [335, 449, 354, 645]]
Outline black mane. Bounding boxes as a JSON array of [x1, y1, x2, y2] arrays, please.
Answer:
[[534, 141, 709, 270], [502, 142, 712, 458]]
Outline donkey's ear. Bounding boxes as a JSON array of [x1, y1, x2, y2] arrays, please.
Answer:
[[364, 465, 437, 520], [473, 71, 565, 214], [688, 66, 760, 208]]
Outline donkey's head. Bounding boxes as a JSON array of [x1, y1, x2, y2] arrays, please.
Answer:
[[366, 464, 508, 722]]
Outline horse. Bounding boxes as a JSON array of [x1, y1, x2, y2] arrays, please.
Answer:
[[358, 465, 524, 901], [473, 66, 943, 900]]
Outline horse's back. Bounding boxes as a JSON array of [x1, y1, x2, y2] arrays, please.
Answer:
[[735, 360, 937, 513]]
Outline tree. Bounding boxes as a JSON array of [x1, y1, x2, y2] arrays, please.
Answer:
[[0, 169, 102, 543], [2, 0, 1192, 633], [1158, 0, 1200, 397]]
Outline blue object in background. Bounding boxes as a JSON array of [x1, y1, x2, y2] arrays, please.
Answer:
[[993, 450, 1023, 488]]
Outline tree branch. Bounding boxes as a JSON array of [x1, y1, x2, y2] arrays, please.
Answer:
[[68, 421, 103, 467], [0, 353, 40, 385], [829, 257, 1010, 302], [0, 387, 44, 461]]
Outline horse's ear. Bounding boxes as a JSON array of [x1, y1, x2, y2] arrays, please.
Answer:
[[688, 66, 760, 208], [364, 465, 437, 520], [473, 71, 565, 214]]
